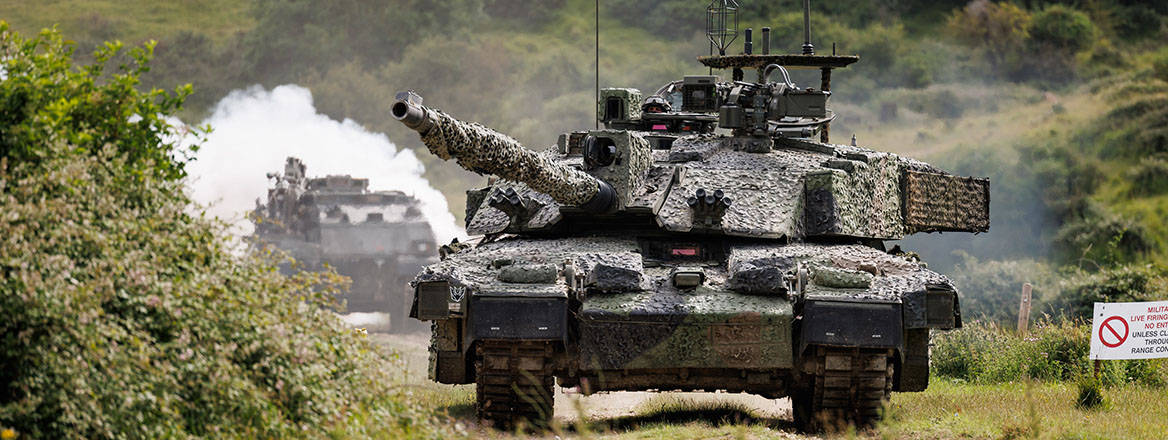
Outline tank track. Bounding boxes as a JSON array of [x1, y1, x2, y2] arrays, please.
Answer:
[[475, 340, 556, 430], [793, 346, 894, 431]]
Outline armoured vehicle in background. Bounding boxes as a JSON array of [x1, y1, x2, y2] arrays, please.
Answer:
[[251, 157, 437, 332], [394, 0, 989, 430]]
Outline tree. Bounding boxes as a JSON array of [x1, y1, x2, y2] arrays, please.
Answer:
[[946, 0, 1031, 73], [0, 24, 194, 181], [1027, 4, 1097, 55]]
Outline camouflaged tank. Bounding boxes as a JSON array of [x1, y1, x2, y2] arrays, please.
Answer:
[[251, 157, 436, 331], [394, 8, 989, 430]]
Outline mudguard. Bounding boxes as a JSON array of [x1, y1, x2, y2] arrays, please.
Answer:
[[799, 300, 903, 354]]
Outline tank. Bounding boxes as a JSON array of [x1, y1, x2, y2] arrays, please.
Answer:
[[396, 1, 989, 430], [251, 157, 437, 332]]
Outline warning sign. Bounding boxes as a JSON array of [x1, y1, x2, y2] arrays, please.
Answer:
[[1090, 301, 1168, 360]]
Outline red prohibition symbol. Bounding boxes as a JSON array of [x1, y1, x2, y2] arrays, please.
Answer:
[[1099, 316, 1129, 348]]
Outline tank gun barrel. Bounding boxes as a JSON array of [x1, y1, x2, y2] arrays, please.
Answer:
[[391, 98, 614, 212]]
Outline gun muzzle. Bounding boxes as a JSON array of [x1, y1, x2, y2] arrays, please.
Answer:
[[392, 100, 434, 134]]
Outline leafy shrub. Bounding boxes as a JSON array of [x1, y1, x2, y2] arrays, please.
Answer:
[[906, 88, 964, 119], [1096, 96, 1168, 159], [1127, 158, 1168, 197], [1047, 265, 1165, 320], [0, 27, 191, 181], [1019, 4, 1097, 81], [1020, 142, 1102, 215], [244, 0, 486, 83], [1027, 5, 1096, 55], [145, 31, 247, 119], [1113, 5, 1162, 40], [949, 255, 1057, 326], [0, 24, 445, 439], [1080, 38, 1130, 78], [1153, 48, 1168, 83], [484, 0, 565, 23], [931, 321, 1004, 380], [933, 320, 1168, 386], [946, 0, 1031, 72], [1051, 207, 1152, 268]]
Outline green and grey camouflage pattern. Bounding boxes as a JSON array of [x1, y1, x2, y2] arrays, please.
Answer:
[[391, 1, 988, 431]]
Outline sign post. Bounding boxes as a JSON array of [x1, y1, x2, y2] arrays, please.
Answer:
[[1089, 301, 1168, 362], [1017, 283, 1032, 335]]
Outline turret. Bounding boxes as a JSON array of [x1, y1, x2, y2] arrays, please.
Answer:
[[391, 96, 616, 213]]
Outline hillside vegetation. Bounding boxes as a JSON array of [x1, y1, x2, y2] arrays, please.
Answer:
[[4, 0, 1166, 330], [2, 1, 1167, 435]]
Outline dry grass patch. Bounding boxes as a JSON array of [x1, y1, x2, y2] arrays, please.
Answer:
[[878, 380, 1168, 439]]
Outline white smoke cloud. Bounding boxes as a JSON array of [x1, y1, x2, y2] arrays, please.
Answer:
[[185, 84, 463, 243]]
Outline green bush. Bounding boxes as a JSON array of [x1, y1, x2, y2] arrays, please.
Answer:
[[1081, 38, 1130, 78], [243, 0, 486, 83], [1153, 48, 1168, 83], [1018, 4, 1097, 82], [932, 320, 1168, 386], [0, 24, 445, 439], [1047, 265, 1165, 320], [0, 28, 190, 181], [946, 0, 1031, 72], [1050, 203, 1151, 267], [1027, 5, 1097, 54], [1113, 5, 1162, 40], [1127, 158, 1168, 197], [1095, 95, 1168, 159], [906, 88, 964, 119], [949, 255, 1057, 326]]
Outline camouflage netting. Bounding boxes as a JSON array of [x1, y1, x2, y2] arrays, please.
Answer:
[[465, 181, 561, 235], [417, 238, 958, 371], [419, 109, 601, 206], [902, 170, 990, 233], [804, 153, 905, 238], [727, 244, 955, 302], [587, 130, 652, 209], [415, 237, 646, 295]]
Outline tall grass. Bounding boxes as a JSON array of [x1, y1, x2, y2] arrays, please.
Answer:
[[932, 320, 1168, 386]]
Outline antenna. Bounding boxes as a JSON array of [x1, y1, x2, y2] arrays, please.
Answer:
[[706, 0, 739, 56], [595, 0, 600, 129], [802, 0, 814, 55]]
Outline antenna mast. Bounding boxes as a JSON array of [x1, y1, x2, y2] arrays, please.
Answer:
[[802, 0, 814, 54], [595, 0, 600, 129]]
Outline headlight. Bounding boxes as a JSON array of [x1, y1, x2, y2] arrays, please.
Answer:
[[415, 281, 459, 320]]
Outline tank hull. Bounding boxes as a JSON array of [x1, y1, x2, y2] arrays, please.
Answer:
[[252, 157, 437, 332], [415, 236, 959, 425]]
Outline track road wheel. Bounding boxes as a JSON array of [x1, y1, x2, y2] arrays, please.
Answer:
[[792, 346, 895, 432], [475, 341, 556, 430]]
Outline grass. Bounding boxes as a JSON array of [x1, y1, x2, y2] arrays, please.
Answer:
[[0, 0, 253, 45], [834, 82, 1109, 162], [931, 319, 1168, 386], [373, 332, 1168, 439], [880, 379, 1168, 440], [371, 333, 477, 422]]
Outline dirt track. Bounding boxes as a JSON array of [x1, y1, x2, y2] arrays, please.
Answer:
[[370, 331, 794, 424], [555, 388, 791, 421]]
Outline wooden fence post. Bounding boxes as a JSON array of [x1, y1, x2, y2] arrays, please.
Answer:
[[1017, 283, 1033, 335]]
